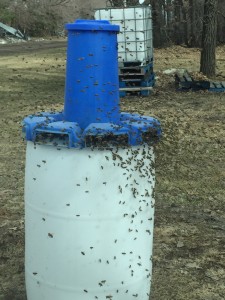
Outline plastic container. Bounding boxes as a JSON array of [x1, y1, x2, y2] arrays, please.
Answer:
[[64, 20, 120, 128], [25, 141, 156, 300], [23, 19, 161, 300], [95, 6, 153, 64]]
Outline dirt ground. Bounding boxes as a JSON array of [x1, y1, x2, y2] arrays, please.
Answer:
[[0, 40, 225, 300]]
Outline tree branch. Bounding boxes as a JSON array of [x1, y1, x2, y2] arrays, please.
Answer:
[[217, 10, 225, 18], [49, 0, 70, 7]]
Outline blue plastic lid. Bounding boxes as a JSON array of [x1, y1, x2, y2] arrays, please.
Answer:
[[65, 20, 120, 32]]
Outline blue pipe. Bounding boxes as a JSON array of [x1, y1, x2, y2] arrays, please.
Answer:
[[64, 20, 120, 129]]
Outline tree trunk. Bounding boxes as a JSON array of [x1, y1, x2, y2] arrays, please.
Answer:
[[173, 0, 184, 45], [189, 0, 197, 46], [200, 0, 218, 77], [182, 1, 189, 46], [151, 0, 167, 47]]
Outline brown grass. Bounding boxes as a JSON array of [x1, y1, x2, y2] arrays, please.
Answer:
[[0, 43, 225, 300]]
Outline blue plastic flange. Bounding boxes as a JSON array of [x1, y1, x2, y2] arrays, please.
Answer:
[[23, 111, 161, 148], [65, 19, 120, 32]]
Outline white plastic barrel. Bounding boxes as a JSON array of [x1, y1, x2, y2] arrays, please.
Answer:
[[25, 141, 155, 300]]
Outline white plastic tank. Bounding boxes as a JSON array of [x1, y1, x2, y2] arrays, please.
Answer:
[[23, 20, 161, 300], [95, 6, 153, 64], [25, 142, 155, 299]]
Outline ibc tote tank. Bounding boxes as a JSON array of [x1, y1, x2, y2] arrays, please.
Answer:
[[95, 6, 153, 64], [23, 20, 161, 300]]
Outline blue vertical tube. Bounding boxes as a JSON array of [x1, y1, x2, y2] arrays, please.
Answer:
[[64, 20, 120, 129]]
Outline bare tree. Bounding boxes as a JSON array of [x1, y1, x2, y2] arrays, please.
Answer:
[[0, 0, 73, 35], [48, 0, 70, 6], [200, 0, 218, 77]]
